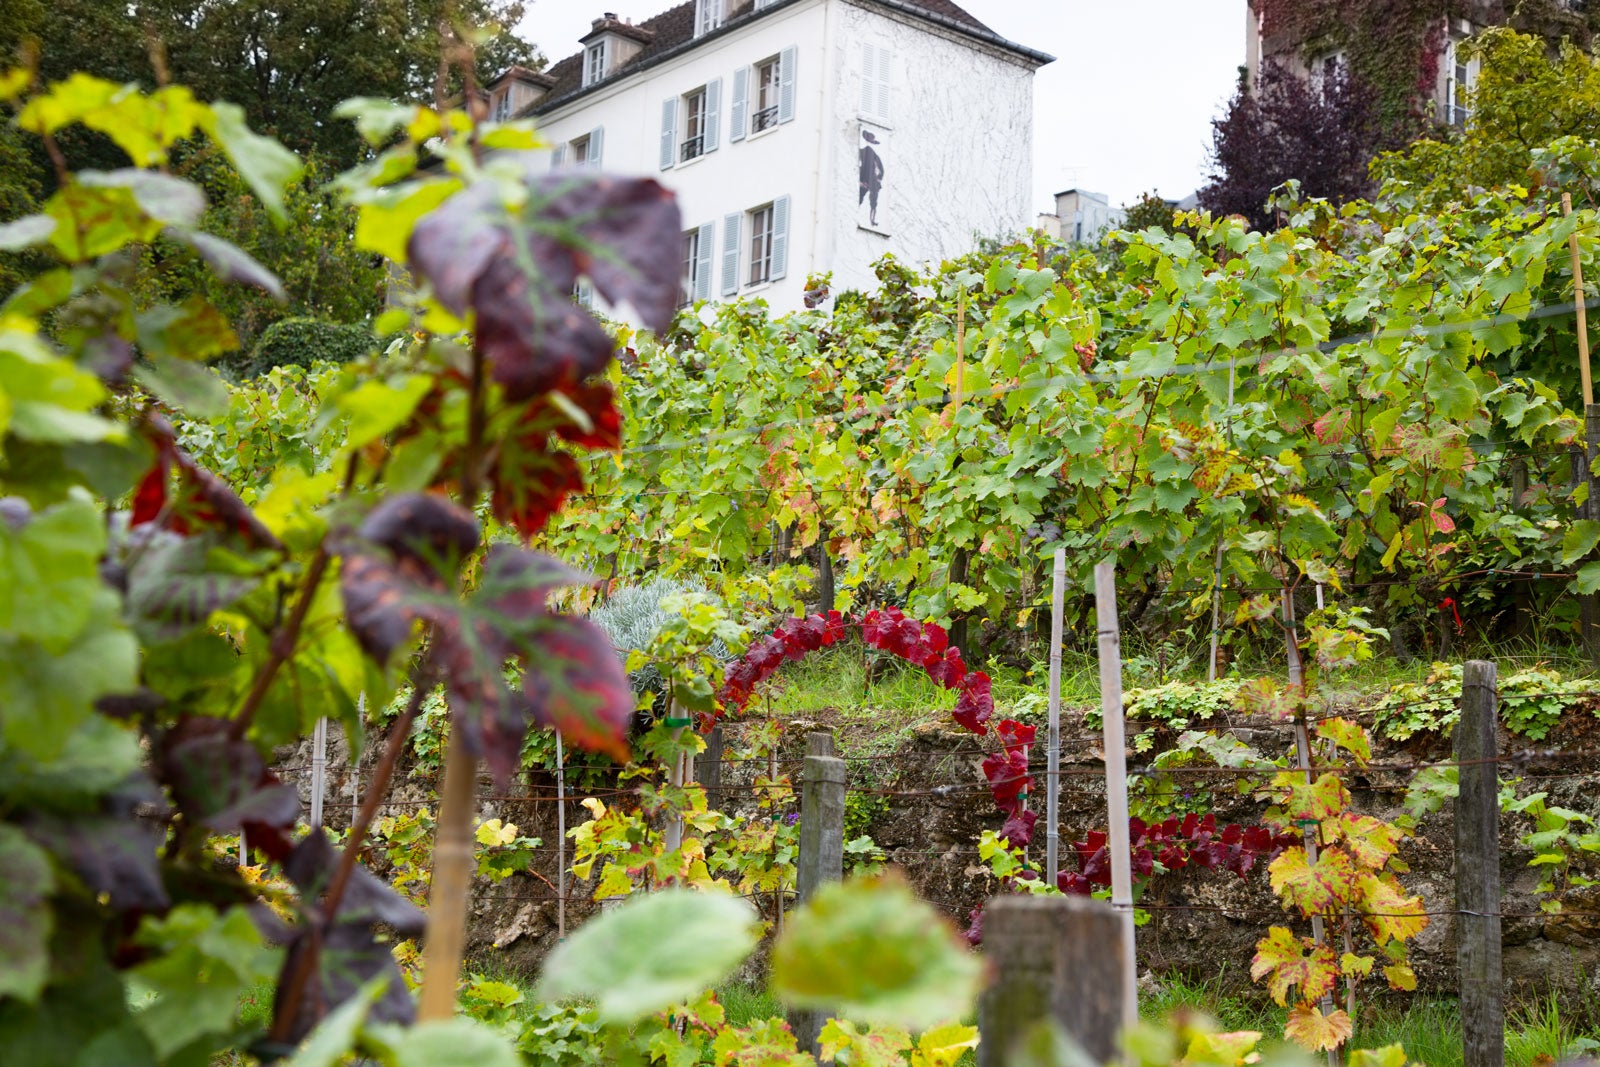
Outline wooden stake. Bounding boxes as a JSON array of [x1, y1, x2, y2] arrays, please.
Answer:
[[1283, 587, 1338, 1067], [1092, 560, 1137, 1028], [309, 716, 328, 829], [1456, 660, 1503, 1067], [1565, 193, 1593, 408], [663, 701, 686, 859], [1046, 548, 1065, 887], [1207, 360, 1237, 681], [418, 724, 477, 1020], [955, 287, 966, 411]]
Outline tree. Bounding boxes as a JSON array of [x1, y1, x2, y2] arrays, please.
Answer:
[[1120, 191, 1177, 234], [1372, 27, 1600, 200], [0, 0, 541, 170], [1200, 64, 1385, 231], [0, 119, 45, 293]]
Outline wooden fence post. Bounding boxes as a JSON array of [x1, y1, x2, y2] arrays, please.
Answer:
[[1093, 561, 1138, 1029], [791, 753, 846, 1054], [1457, 660, 1503, 1067], [806, 730, 837, 759], [697, 724, 724, 812], [977, 894, 1131, 1067]]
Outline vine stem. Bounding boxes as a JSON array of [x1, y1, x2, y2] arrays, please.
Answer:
[[269, 671, 433, 1043]]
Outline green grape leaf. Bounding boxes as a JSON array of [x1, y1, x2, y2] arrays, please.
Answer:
[[78, 169, 205, 227], [166, 228, 286, 299], [203, 101, 303, 224], [770, 874, 981, 1030], [0, 825, 54, 1003], [536, 889, 759, 1022]]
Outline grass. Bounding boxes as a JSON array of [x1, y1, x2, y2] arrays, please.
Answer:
[[1142, 971, 1600, 1067]]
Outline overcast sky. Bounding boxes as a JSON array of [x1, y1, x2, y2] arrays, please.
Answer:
[[516, 1, 1246, 213]]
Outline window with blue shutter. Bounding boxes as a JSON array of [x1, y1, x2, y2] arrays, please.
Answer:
[[769, 195, 790, 281], [778, 45, 797, 124], [552, 142, 567, 167], [660, 97, 677, 170], [703, 77, 722, 153], [730, 67, 749, 143], [588, 126, 604, 168], [695, 221, 715, 302], [720, 213, 741, 297]]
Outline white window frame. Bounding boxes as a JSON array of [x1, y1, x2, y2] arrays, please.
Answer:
[[583, 41, 607, 87], [680, 229, 701, 308], [681, 87, 708, 162], [695, 0, 723, 37], [748, 203, 775, 287], [1309, 50, 1345, 99], [571, 134, 591, 166], [752, 56, 781, 135], [1444, 38, 1477, 126]]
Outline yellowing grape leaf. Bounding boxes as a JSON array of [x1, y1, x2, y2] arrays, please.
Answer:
[[911, 1023, 981, 1067], [1235, 676, 1302, 719], [1357, 875, 1428, 945], [819, 1019, 910, 1067], [1268, 847, 1353, 916], [1349, 1044, 1408, 1067], [1279, 772, 1349, 822], [1330, 813, 1403, 870], [1250, 927, 1338, 1006], [1182, 1028, 1264, 1067], [1315, 717, 1371, 764], [1383, 961, 1418, 991], [1284, 1005, 1353, 1052], [1339, 952, 1374, 978]]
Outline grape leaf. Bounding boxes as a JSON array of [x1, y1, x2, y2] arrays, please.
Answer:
[[23, 775, 168, 913], [156, 718, 298, 832], [408, 162, 680, 400], [1329, 813, 1403, 870], [1250, 926, 1338, 1006], [203, 101, 303, 224], [1357, 874, 1428, 945], [536, 889, 759, 1022], [123, 530, 264, 643], [770, 874, 981, 1030], [1283, 1004, 1352, 1052], [166, 228, 285, 299], [1315, 716, 1371, 764], [0, 825, 54, 1003], [1267, 846, 1352, 916]]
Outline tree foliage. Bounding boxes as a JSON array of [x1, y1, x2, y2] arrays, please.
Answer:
[[0, 0, 540, 169], [1200, 64, 1386, 229]]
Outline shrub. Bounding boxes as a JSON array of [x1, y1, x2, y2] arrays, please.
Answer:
[[227, 316, 375, 378], [590, 578, 733, 696]]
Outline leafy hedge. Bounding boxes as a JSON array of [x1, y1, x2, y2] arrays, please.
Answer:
[[226, 316, 375, 378]]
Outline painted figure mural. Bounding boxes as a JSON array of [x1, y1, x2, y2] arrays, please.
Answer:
[[859, 127, 886, 230]]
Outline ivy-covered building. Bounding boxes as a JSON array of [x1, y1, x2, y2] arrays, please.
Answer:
[[1243, 0, 1597, 137]]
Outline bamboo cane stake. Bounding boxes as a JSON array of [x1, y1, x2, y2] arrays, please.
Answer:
[[1093, 560, 1137, 1028], [418, 724, 476, 1020], [309, 717, 328, 829], [955, 287, 966, 411], [1045, 547, 1066, 887], [1564, 193, 1593, 408]]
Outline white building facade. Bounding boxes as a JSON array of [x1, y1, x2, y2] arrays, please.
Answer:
[[511, 0, 1051, 313]]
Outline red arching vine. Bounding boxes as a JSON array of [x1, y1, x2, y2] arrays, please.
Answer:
[[716, 608, 1037, 842]]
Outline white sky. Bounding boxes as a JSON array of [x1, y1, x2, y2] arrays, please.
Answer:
[[516, 1, 1246, 213]]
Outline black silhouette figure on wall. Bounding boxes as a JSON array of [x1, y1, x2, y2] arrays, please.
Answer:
[[859, 129, 884, 228]]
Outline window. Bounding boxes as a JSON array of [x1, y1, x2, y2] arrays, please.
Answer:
[[1309, 51, 1345, 99], [571, 135, 591, 165], [493, 90, 512, 122], [753, 56, 781, 134], [681, 229, 701, 307], [695, 0, 723, 37], [748, 204, 775, 286], [1445, 39, 1476, 126], [583, 41, 607, 87], [681, 88, 707, 161], [860, 43, 892, 123]]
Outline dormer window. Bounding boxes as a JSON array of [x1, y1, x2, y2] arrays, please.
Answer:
[[695, 0, 723, 37], [584, 41, 608, 87], [493, 91, 511, 121]]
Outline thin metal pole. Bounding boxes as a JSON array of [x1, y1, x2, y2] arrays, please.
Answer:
[[239, 829, 247, 867], [351, 694, 363, 825], [1207, 361, 1237, 681], [1045, 547, 1065, 886], [309, 716, 328, 829], [1093, 560, 1137, 1028], [555, 730, 567, 940]]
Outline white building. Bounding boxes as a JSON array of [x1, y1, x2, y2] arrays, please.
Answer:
[[1036, 189, 1124, 246], [496, 0, 1051, 313]]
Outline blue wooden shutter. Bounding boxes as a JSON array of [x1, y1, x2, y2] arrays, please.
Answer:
[[588, 126, 604, 168], [703, 77, 722, 153], [660, 97, 677, 170], [730, 66, 749, 142], [874, 46, 893, 122], [695, 221, 715, 302], [721, 213, 741, 296], [769, 195, 790, 281], [552, 142, 567, 167], [778, 45, 798, 124]]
